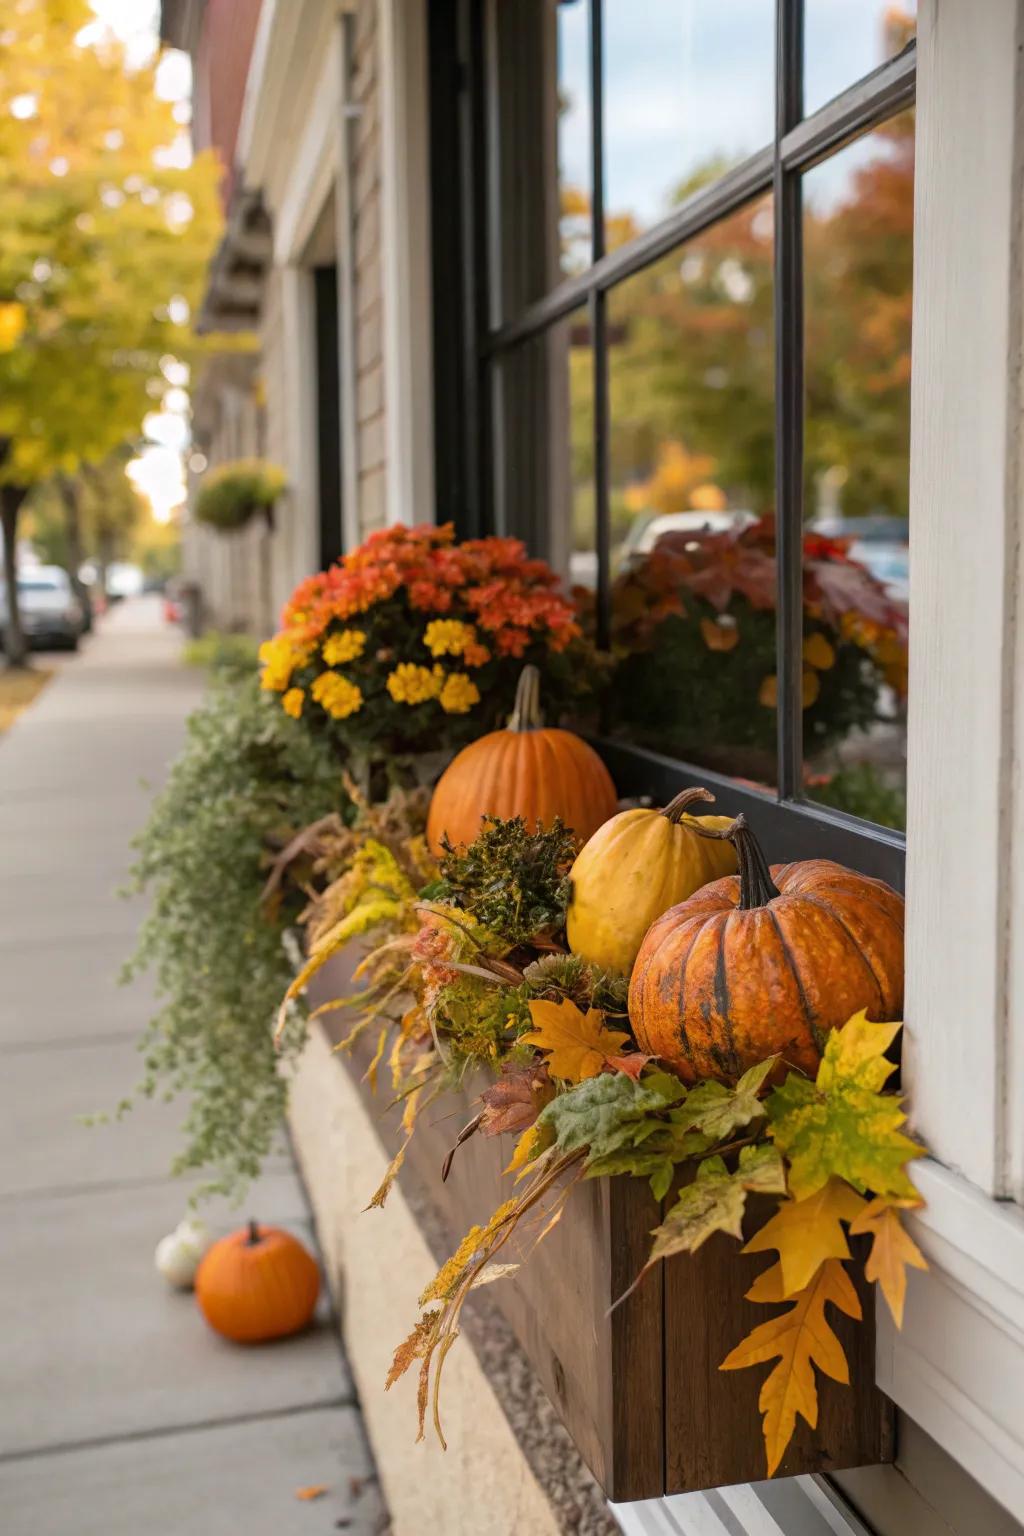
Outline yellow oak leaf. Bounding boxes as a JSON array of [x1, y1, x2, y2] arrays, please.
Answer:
[[520, 998, 630, 1084], [744, 1178, 866, 1297], [721, 1258, 861, 1476], [849, 1196, 928, 1327]]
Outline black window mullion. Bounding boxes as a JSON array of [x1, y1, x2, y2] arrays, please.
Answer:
[[589, 0, 611, 650], [773, 0, 805, 802]]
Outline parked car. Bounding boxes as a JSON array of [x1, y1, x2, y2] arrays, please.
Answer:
[[0, 566, 85, 651]]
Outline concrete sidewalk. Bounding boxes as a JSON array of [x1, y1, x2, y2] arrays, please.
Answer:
[[0, 599, 385, 1536]]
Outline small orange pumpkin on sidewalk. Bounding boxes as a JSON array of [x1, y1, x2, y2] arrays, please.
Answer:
[[195, 1221, 320, 1343], [628, 813, 905, 1084], [426, 664, 618, 855]]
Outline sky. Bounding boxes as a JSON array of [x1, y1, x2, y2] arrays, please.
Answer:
[[559, 0, 916, 230]]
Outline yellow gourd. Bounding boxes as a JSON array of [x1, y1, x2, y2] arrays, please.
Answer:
[[566, 787, 737, 977]]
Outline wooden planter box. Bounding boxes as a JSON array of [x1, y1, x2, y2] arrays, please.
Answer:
[[310, 952, 893, 1503]]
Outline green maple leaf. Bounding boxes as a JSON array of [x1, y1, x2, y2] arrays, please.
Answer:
[[641, 1143, 787, 1270], [585, 1146, 680, 1202], [767, 1012, 924, 1201], [586, 1114, 715, 1200], [737, 1142, 788, 1195], [538, 1072, 672, 1159], [646, 1155, 747, 1264], [677, 1056, 778, 1141]]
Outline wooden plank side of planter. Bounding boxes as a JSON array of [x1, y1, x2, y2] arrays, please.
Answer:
[[662, 1205, 893, 1491], [328, 997, 665, 1503], [307, 950, 892, 1499]]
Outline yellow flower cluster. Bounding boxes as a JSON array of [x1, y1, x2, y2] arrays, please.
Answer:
[[439, 672, 480, 715], [384, 663, 481, 715], [322, 628, 366, 666], [311, 670, 364, 720], [423, 619, 477, 658], [282, 688, 304, 718], [259, 632, 311, 692], [387, 663, 443, 705]]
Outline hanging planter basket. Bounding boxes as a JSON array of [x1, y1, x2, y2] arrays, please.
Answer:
[[194, 459, 286, 532]]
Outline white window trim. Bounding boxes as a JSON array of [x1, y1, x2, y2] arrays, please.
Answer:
[[888, 0, 1024, 1516], [378, 0, 435, 526]]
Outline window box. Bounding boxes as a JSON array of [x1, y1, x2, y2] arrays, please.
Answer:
[[310, 951, 893, 1502]]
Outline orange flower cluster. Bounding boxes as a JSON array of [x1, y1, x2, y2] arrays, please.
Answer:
[[281, 523, 580, 654]]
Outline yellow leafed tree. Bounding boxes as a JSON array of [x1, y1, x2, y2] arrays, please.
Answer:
[[0, 0, 223, 662]]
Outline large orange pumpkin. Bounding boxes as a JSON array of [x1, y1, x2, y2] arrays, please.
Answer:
[[195, 1221, 320, 1343], [628, 814, 904, 1084], [426, 664, 618, 856]]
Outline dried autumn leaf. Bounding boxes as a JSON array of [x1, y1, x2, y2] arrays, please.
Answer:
[[365, 1135, 410, 1211], [479, 1062, 554, 1136], [721, 1258, 861, 1476], [520, 998, 630, 1083], [385, 1310, 440, 1389], [678, 1056, 778, 1140], [744, 1177, 866, 1297], [849, 1196, 927, 1327], [767, 1012, 924, 1201], [606, 1051, 654, 1080], [505, 1122, 548, 1177]]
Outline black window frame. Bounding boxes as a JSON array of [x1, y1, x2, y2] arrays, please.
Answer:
[[429, 0, 915, 889]]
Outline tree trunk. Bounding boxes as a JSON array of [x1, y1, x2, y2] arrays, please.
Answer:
[[57, 475, 91, 631], [1, 484, 29, 669]]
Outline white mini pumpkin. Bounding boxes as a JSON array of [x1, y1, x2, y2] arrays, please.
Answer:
[[155, 1217, 211, 1289]]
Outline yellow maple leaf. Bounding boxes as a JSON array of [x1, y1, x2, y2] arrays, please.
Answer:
[[849, 1196, 928, 1328], [520, 998, 630, 1083], [744, 1178, 866, 1297], [816, 1009, 903, 1094], [721, 1258, 861, 1476]]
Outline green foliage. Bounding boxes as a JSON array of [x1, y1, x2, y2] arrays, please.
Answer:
[[194, 460, 286, 531], [809, 762, 907, 831], [429, 816, 576, 945], [674, 1057, 777, 1141], [122, 674, 347, 1200], [766, 1013, 923, 1202], [183, 631, 261, 679]]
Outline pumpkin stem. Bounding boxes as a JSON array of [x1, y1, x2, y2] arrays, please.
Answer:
[[661, 786, 715, 824], [507, 665, 544, 732], [247, 1219, 261, 1246], [687, 812, 781, 910]]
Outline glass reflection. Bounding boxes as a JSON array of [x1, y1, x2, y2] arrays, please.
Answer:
[[601, 197, 777, 783], [802, 115, 914, 829], [493, 317, 594, 587], [602, 0, 774, 246], [805, 2, 916, 118], [487, 0, 593, 321]]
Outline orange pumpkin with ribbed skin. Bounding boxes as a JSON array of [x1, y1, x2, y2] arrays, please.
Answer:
[[426, 664, 618, 856], [628, 814, 904, 1085], [195, 1221, 320, 1343]]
